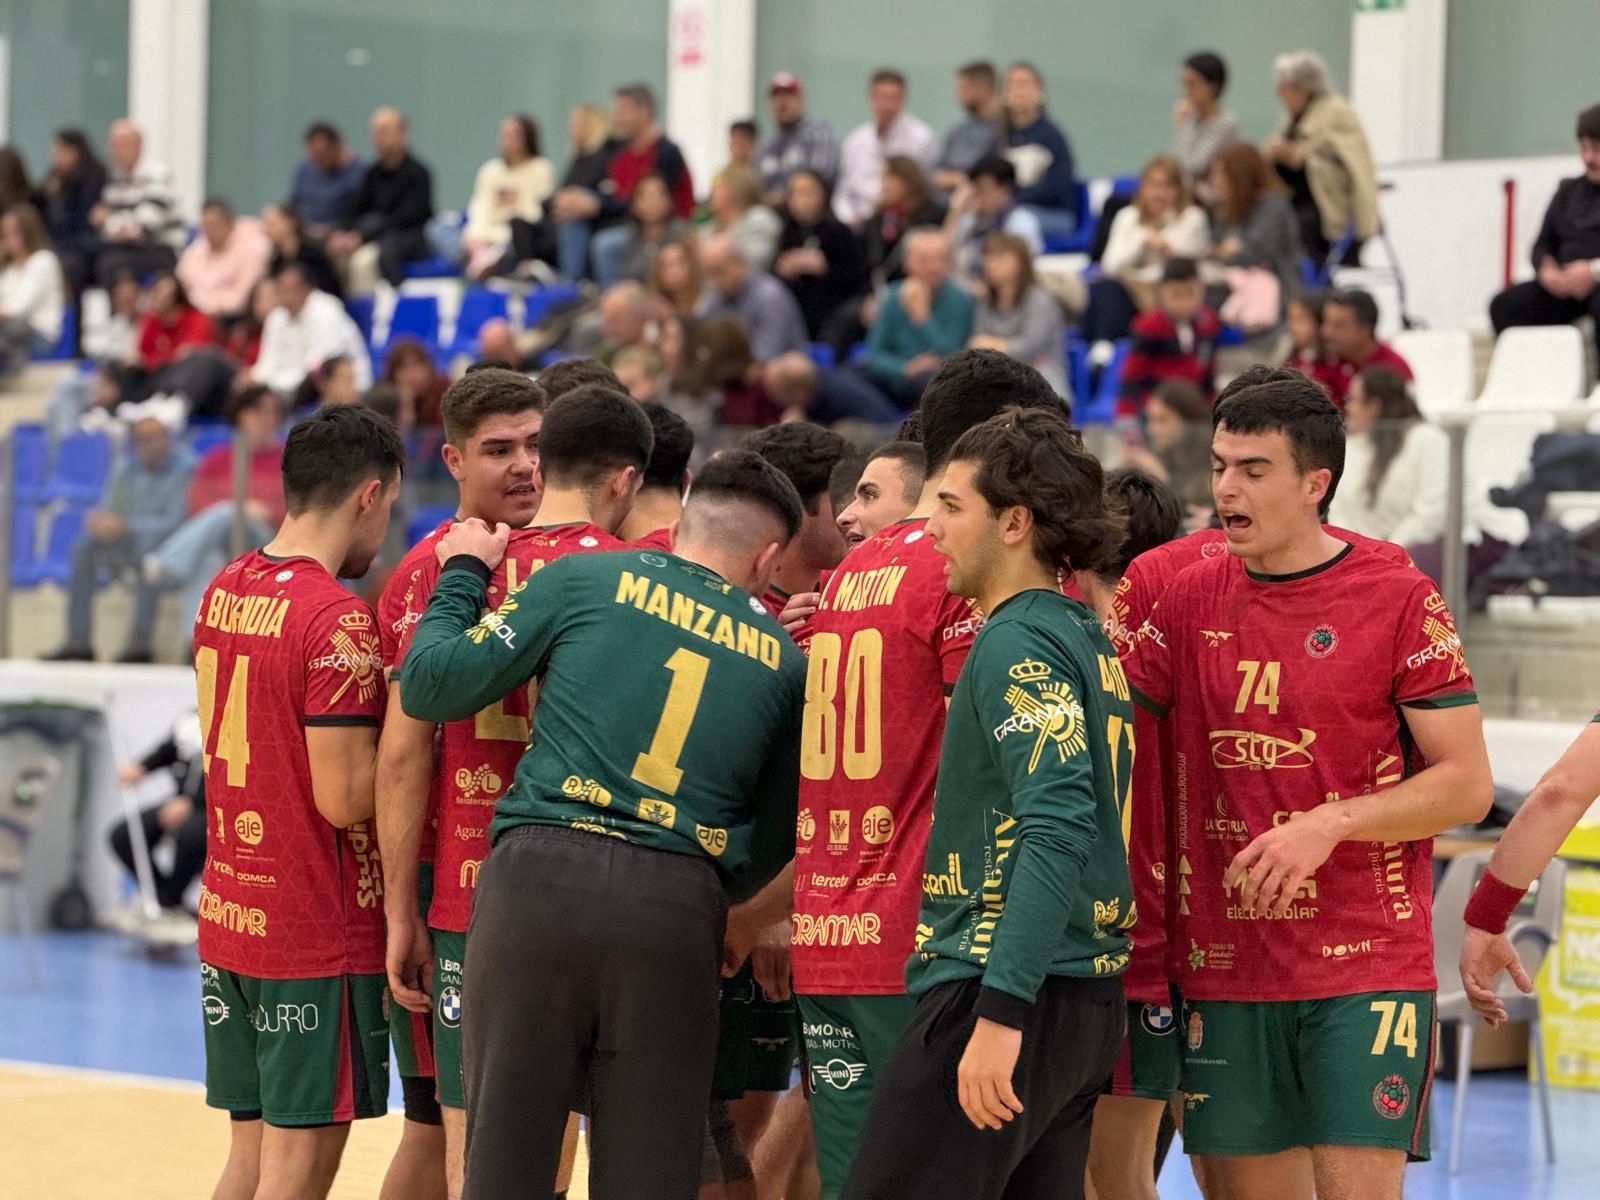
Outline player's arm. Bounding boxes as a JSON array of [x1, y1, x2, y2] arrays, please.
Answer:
[[306, 724, 379, 827], [376, 685, 437, 1011], [303, 596, 387, 828], [733, 688, 803, 903], [1462, 721, 1600, 1024]]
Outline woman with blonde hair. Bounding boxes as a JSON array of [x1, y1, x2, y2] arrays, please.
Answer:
[[0, 202, 64, 374], [705, 163, 781, 271], [1085, 154, 1211, 339]]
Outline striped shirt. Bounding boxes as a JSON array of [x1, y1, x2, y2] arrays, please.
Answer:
[[1169, 108, 1241, 182], [101, 157, 186, 250]]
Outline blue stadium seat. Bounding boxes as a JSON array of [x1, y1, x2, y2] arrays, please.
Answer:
[[32, 307, 77, 362], [45, 431, 112, 505], [188, 425, 233, 458], [407, 503, 458, 546], [382, 295, 440, 355], [806, 343, 836, 370], [32, 506, 88, 587], [845, 342, 869, 367], [10, 423, 49, 504], [446, 288, 511, 361], [522, 282, 583, 329], [1065, 337, 1090, 410], [402, 256, 460, 281], [1041, 181, 1095, 255], [345, 295, 376, 347], [1110, 174, 1140, 198], [1079, 339, 1130, 426], [8, 503, 38, 587]]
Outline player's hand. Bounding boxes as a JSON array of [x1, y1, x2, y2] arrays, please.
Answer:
[[750, 919, 793, 1002], [386, 910, 434, 1014], [1225, 807, 1339, 919], [721, 901, 763, 976], [116, 761, 146, 787], [778, 591, 820, 636], [957, 1017, 1025, 1130], [436, 518, 510, 571], [1460, 925, 1533, 1027]]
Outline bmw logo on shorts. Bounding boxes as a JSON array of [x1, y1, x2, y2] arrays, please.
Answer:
[[440, 986, 463, 1029], [1140, 1004, 1175, 1036]]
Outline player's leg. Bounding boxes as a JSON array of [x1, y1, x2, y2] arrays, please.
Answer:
[[432, 929, 469, 1199], [380, 1103, 445, 1200], [1308, 1146, 1406, 1200], [210, 1115, 262, 1200], [751, 1085, 815, 1200], [204, 966, 265, 1200], [1193, 1150, 1313, 1200], [1088, 1000, 1181, 1200], [384, 866, 447, 1200], [254, 1125, 352, 1200]]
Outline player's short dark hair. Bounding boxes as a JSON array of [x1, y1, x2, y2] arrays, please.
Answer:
[[640, 401, 694, 491], [870, 68, 907, 90], [1578, 104, 1600, 142], [868, 440, 928, 504], [918, 348, 1068, 472], [1213, 372, 1345, 518], [1326, 287, 1379, 332], [949, 409, 1124, 575], [615, 83, 656, 115], [828, 450, 868, 511], [537, 356, 623, 402], [687, 450, 803, 541], [958, 60, 996, 89], [1184, 51, 1228, 96], [303, 121, 341, 144], [969, 155, 1016, 190], [440, 368, 546, 446], [538, 385, 653, 489], [1102, 468, 1183, 580], [743, 422, 850, 516], [730, 119, 758, 140], [281, 404, 405, 516], [1161, 256, 1199, 285]]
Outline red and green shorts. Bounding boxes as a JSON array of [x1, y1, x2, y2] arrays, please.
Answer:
[[1179, 990, 1436, 1160], [202, 962, 389, 1127], [388, 862, 437, 1082], [432, 928, 468, 1110], [1105, 1000, 1182, 1101]]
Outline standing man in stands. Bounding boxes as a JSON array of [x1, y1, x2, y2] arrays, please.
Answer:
[[92, 119, 186, 285], [327, 107, 433, 293], [758, 74, 840, 207]]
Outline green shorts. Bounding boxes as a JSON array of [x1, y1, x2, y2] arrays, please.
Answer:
[[389, 863, 437, 1082], [432, 928, 467, 1110], [1105, 1000, 1181, 1101], [712, 962, 800, 1101], [202, 962, 389, 1127], [796, 992, 917, 1200], [1180, 990, 1436, 1160]]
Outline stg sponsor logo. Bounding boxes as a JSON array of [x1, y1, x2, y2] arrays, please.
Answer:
[[349, 822, 382, 910], [791, 912, 881, 947], [811, 1058, 868, 1090], [1208, 727, 1316, 770]]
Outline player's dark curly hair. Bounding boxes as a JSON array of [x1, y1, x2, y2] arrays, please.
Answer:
[[439, 367, 545, 446], [1101, 468, 1183, 581], [539, 385, 654, 490], [537, 356, 623, 402], [1213, 368, 1345, 518], [918, 348, 1069, 473], [640, 401, 694, 492], [281, 404, 406, 515], [949, 408, 1124, 575], [742, 422, 849, 515], [688, 449, 803, 540]]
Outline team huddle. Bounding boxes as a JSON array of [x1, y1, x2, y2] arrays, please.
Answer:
[[189, 347, 1573, 1200]]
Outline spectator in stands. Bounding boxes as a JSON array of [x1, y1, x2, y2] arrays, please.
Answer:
[[1208, 142, 1302, 323], [262, 201, 341, 298], [1090, 154, 1211, 340], [933, 61, 1001, 194], [1331, 364, 1445, 554], [706, 164, 781, 271], [135, 272, 215, 370], [699, 231, 809, 363], [999, 62, 1077, 239], [775, 169, 868, 341], [92, 119, 186, 286], [572, 280, 654, 365], [221, 277, 275, 370], [83, 272, 141, 364], [727, 120, 758, 171], [1121, 379, 1215, 523], [554, 84, 694, 286], [1170, 51, 1239, 196], [613, 343, 666, 403], [1316, 287, 1411, 406], [251, 262, 371, 396], [862, 156, 943, 288], [175, 198, 271, 324], [292, 354, 362, 415], [646, 238, 704, 317], [381, 337, 449, 427], [834, 69, 938, 227], [289, 121, 366, 237], [327, 107, 433, 293], [107, 711, 207, 930], [969, 230, 1067, 397], [458, 114, 555, 280], [0, 147, 36, 213], [1489, 104, 1600, 359], [612, 173, 694, 287], [44, 409, 194, 663], [862, 227, 973, 406], [1117, 256, 1220, 420], [1283, 291, 1327, 383], [758, 74, 840, 204], [1264, 50, 1379, 264], [40, 128, 105, 311], [945, 155, 1043, 287], [475, 319, 522, 371], [0, 204, 64, 375]]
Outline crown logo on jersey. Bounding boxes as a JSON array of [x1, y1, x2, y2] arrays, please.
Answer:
[[338, 610, 373, 630], [1007, 658, 1051, 683]]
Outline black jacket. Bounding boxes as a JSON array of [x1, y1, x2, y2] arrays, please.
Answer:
[[350, 153, 433, 240], [777, 215, 869, 338], [1531, 176, 1600, 267]]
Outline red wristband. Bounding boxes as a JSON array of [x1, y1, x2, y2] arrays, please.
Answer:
[[1463, 868, 1527, 935]]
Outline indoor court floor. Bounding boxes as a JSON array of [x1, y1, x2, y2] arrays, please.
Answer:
[[4, 932, 1599, 1199]]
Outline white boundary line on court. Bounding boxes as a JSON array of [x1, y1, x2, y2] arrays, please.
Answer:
[[0, 1057, 204, 1094]]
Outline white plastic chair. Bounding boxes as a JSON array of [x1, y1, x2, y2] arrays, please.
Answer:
[[1391, 329, 1474, 418], [1479, 326, 1586, 408]]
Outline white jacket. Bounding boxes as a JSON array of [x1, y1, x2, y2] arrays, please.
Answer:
[[1331, 423, 1448, 546], [255, 290, 372, 395]]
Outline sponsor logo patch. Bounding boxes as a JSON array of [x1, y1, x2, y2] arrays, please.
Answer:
[[439, 986, 463, 1029], [1372, 1074, 1410, 1119], [811, 1058, 868, 1090]]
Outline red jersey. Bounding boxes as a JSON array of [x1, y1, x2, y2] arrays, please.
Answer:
[[1305, 343, 1414, 407], [631, 527, 676, 552], [400, 522, 623, 932], [1122, 539, 1476, 1001], [792, 519, 979, 994], [194, 552, 386, 979]]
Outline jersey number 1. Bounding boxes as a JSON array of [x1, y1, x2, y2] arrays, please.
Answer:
[[631, 648, 710, 795], [196, 648, 250, 787]]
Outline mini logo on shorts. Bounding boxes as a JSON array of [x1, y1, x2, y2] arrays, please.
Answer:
[[1372, 1074, 1410, 1119], [1305, 625, 1339, 659], [202, 995, 229, 1026], [1186, 1010, 1204, 1051], [1141, 1004, 1175, 1037], [811, 1058, 868, 1090], [439, 986, 463, 1029], [274, 569, 294, 583], [640, 553, 668, 567]]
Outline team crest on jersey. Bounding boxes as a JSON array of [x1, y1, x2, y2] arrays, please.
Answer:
[[994, 659, 1086, 773], [1200, 630, 1233, 648], [579, 536, 599, 548], [274, 569, 294, 583], [640, 553, 668, 567], [1305, 625, 1339, 658], [904, 530, 924, 543], [1141, 1004, 1175, 1036], [338, 610, 373, 630], [314, 630, 383, 704], [1372, 1074, 1409, 1119], [1201, 540, 1226, 558]]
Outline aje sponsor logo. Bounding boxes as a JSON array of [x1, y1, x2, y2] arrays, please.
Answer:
[[1208, 727, 1316, 770], [199, 885, 267, 937], [861, 806, 894, 846], [233, 810, 264, 846], [696, 824, 728, 857], [792, 911, 882, 947]]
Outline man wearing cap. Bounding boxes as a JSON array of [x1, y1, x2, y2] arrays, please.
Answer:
[[758, 73, 841, 207]]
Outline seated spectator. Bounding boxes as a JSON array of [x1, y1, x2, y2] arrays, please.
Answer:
[[292, 354, 363, 415], [135, 272, 216, 370], [613, 173, 694, 287], [835, 69, 937, 227], [570, 280, 654, 364], [326, 107, 434, 293], [458, 113, 555, 280], [0, 204, 65, 375], [0, 147, 35, 212], [1089, 154, 1210, 339], [1283, 291, 1326, 381], [762, 351, 822, 424], [251, 262, 371, 396], [475, 318, 523, 371], [175, 198, 271, 323], [699, 232, 809, 363], [106, 711, 207, 934], [84, 271, 141, 363], [380, 337, 449, 427], [92, 119, 186, 285], [933, 60, 1001, 194], [1121, 379, 1215, 524], [861, 156, 943, 287], [613, 343, 667, 403], [1330, 365, 1445, 553], [774, 169, 868, 340], [1170, 51, 1240, 198], [999, 62, 1077, 238], [262, 202, 341, 298], [1264, 51, 1379, 264], [758, 74, 840, 205], [862, 227, 973, 407], [706, 164, 781, 271], [554, 84, 694, 286], [1117, 257, 1220, 420], [43, 408, 194, 663], [945, 155, 1043, 286], [288, 121, 366, 237], [40, 127, 106, 304], [726, 120, 758, 172], [656, 313, 715, 439], [1207, 142, 1302, 326], [1490, 104, 1600, 360], [221, 278, 276, 371], [969, 231, 1067, 398], [646, 238, 705, 318], [1315, 287, 1411, 406]]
